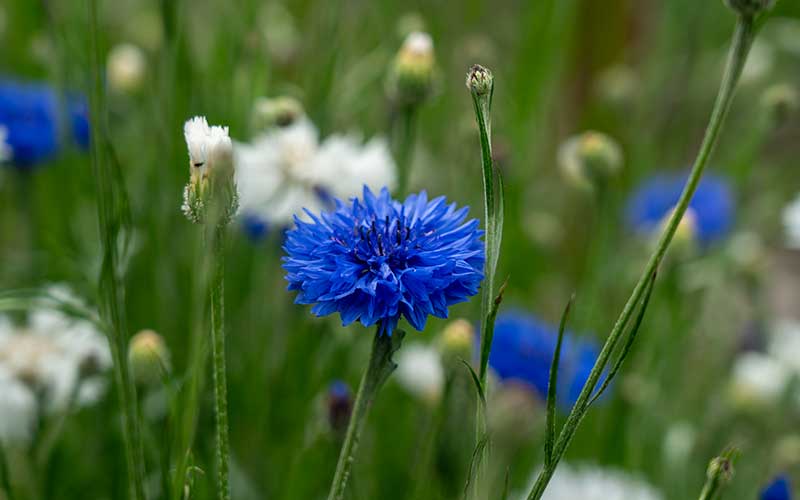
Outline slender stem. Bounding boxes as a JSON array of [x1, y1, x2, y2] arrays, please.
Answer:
[[87, 1, 146, 499], [209, 224, 230, 500], [527, 15, 756, 500], [327, 329, 405, 500], [395, 106, 418, 197], [0, 443, 15, 500]]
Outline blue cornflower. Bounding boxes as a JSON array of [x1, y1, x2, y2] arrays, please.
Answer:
[[625, 172, 734, 245], [283, 186, 484, 336], [488, 311, 601, 409], [241, 212, 270, 242], [761, 475, 792, 500], [0, 79, 90, 168]]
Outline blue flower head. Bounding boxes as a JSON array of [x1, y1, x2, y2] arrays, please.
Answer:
[[761, 475, 792, 500], [283, 186, 484, 336], [241, 212, 270, 242], [0, 79, 90, 168], [626, 172, 734, 245], [488, 311, 601, 410]]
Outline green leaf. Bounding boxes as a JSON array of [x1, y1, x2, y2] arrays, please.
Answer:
[[545, 294, 575, 467], [461, 359, 487, 411], [500, 469, 511, 500], [462, 434, 490, 500]]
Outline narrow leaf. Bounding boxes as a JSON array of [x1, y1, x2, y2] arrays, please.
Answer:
[[588, 270, 657, 407], [545, 294, 575, 467], [461, 359, 487, 411], [462, 434, 490, 500], [500, 469, 510, 500]]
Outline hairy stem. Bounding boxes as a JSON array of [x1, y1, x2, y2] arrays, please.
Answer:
[[209, 224, 230, 500], [527, 14, 756, 500], [394, 107, 418, 197], [327, 329, 405, 500]]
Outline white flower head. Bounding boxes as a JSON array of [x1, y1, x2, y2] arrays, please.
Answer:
[[0, 286, 112, 444], [235, 116, 396, 229], [521, 463, 663, 500], [0, 368, 37, 445], [403, 31, 433, 57], [782, 193, 800, 249], [769, 320, 800, 374], [107, 43, 147, 94], [729, 351, 790, 409], [182, 116, 236, 224], [394, 342, 444, 405]]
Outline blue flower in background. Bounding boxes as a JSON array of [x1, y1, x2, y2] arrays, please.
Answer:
[[0, 79, 90, 168], [761, 475, 792, 500], [283, 186, 484, 336], [241, 212, 270, 242], [625, 172, 734, 245], [488, 311, 601, 409]]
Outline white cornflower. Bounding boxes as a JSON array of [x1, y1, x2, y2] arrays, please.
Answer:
[[0, 367, 37, 445], [520, 463, 663, 500], [182, 116, 236, 224], [0, 287, 111, 445], [107, 43, 147, 94], [234, 116, 396, 227], [729, 351, 790, 409], [394, 342, 444, 405], [769, 320, 800, 374], [0, 125, 10, 163], [782, 193, 800, 249]]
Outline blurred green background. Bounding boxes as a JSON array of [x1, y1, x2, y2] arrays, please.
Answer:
[[1, 1, 799, 499]]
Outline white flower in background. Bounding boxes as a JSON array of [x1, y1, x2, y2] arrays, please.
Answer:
[[235, 116, 396, 227], [394, 342, 444, 405], [107, 43, 147, 94], [769, 320, 800, 374], [0, 125, 10, 163], [0, 368, 37, 444], [741, 38, 774, 85], [729, 352, 790, 409], [0, 287, 111, 445], [782, 193, 800, 249], [520, 463, 663, 500]]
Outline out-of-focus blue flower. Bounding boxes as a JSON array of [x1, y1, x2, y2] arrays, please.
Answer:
[[241, 212, 270, 242], [761, 475, 792, 500], [283, 186, 484, 336], [0, 79, 90, 168], [488, 311, 601, 410], [625, 172, 734, 245], [326, 380, 353, 432]]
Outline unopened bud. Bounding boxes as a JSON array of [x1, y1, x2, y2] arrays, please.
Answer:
[[706, 454, 735, 484], [251, 96, 304, 131], [762, 83, 799, 128], [128, 329, 170, 386], [724, 0, 777, 16], [558, 131, 623, 190], [326, 380, 352, 434], [466, 64, 493, 97], [437, 318, 474, 360], [388, 32, 435, 107], [107, 43, 147, 94]]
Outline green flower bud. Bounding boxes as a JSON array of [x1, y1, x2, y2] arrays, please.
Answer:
[[128, 329, 170, 386], [465, 64, 493, 97], [387, 31, 436, 107], [558, 131, 623, 191], [762, 83, 799, 128], [437, 318, 474, 361], [251, 96, 304, 131], [723, 0, 777, 16]]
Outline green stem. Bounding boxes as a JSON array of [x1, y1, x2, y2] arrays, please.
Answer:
[[395, 106, 418, 197], [209, 224, 231, 500], [0, 443, 15, 500], [87, 2, 146, 499], [327, 329, 405, 500], [527, 15, 756, 500]]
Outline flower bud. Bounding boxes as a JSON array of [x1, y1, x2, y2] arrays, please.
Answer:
[[107, 43, 147, 94], [326, 380, 352, 434], [465, 64, 493, 97], [706, 454, 735, 484], [558, 131, 623, 191], [128, 329, 170, 386], [251, 96, 304, 131], [387, 31, 435, 107], [437, 318, 474, 361], [723, 0, 777, 16], [762, 83, 799, 128], [182, 116, 238, 225]]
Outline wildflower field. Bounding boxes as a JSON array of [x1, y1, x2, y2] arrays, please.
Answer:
[[1, 1, 800, 499]]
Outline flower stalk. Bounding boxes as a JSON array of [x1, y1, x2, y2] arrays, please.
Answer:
[[698, 448, 737, 500], [466, 63, 504, 497], [327, 329, 406, 500], [526, 13, 758, 500]]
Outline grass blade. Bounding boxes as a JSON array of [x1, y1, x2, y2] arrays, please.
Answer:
[[545, 294, 575, 467]]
